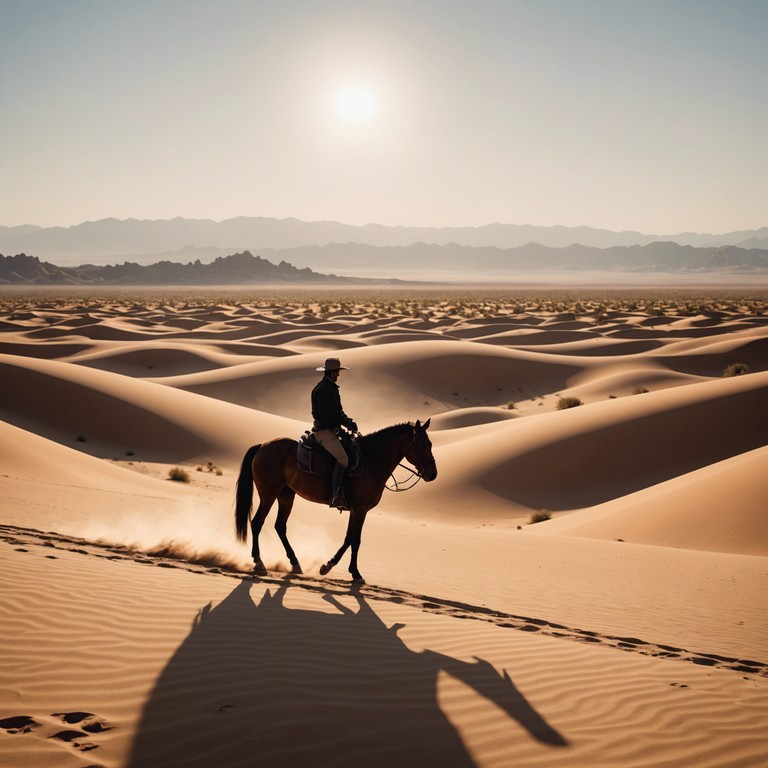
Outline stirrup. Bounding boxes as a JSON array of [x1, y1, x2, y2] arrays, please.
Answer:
[[330, 491, 349, 511]]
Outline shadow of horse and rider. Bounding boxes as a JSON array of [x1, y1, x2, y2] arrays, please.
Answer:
[[126, 580, 567, 767]]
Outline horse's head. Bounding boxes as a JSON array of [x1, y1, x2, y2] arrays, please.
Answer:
[[406, 419, 437, 482]]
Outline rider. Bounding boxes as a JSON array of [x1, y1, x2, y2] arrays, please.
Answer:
[[311, 357, 358, 509]]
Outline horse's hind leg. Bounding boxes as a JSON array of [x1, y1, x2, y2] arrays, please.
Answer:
[[250, 493, 275, 575], [275, 488, 302, 574]]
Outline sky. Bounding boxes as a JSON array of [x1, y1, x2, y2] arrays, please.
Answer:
[[1, 0, 766, 234]]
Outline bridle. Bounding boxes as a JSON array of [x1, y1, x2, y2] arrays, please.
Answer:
[[385, 428, 436, 493]]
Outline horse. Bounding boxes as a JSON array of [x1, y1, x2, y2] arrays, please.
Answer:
[[235, 419, 437, 583]]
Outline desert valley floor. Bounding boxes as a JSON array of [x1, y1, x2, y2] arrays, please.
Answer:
[[1, 286, 767, 768]]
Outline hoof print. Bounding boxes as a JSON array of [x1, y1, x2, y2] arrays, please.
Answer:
[[0, 715, 40, 734], [51, 729, 88, 742], [50, 712, 113, 748], [52, 711, 95, 724], [83, 720, 111, 734], [50, 729, 99, 752]]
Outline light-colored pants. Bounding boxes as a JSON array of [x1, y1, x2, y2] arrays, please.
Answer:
[[314, 429, 349, 468]]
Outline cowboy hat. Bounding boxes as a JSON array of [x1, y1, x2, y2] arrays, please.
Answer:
[[316, 357, 349, 372]]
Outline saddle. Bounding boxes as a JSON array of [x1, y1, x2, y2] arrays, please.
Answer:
[[297, 430, 362, 477]]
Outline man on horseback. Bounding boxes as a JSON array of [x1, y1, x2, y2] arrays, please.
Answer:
[[311, 357, 358, 509]]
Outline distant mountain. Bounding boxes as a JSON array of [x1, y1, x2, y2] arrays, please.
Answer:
[[0, 224, 42, 242], [1, 216, 767, 262], [0, 251, 391, 285], [2, 241, 767, 285], [241, 241, 768, 275]]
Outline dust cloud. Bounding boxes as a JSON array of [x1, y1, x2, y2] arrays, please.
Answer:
[[79, 495, 337, 574]]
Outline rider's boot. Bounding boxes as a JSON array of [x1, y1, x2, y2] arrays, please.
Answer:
[[330, 462, 348, 509]]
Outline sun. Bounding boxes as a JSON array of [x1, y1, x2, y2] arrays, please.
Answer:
[[335, 85, 377, 123]]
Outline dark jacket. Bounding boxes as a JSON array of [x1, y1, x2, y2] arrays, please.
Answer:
[[312, 374, 354, 431]]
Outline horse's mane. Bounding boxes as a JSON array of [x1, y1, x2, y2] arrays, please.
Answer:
[[360, 422, 413, 451]]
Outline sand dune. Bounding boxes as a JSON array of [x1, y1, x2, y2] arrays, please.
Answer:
[[68, 342, 268, 377], [0, 351, 303, 462], [420, 372, 768, 519], [532, 445, 768, 555], [1, 290, 767, 768]]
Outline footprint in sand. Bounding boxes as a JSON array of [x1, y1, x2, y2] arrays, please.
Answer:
[[48, 712, 113, 753], [0, 711, 114, 755], [52, 711, 113, 734], [0, 715, 40, 734], [49, 729, 99, 751]]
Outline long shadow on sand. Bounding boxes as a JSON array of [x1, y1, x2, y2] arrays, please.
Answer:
[[126, 579, 567, 767]]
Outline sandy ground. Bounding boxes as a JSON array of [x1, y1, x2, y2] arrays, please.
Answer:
[[1, 287, 767, 767]]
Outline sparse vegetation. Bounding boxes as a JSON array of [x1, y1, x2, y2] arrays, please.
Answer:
[[556, 396, 583, 410], [196, 460, 223, 476], [168, 467, 191, 483], [2, 288, 766, 323], [722, 363, 749, 378], [632, 386, 649, 395], [529, 510, 551, 524]]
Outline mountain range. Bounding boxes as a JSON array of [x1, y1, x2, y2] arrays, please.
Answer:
[[0, 251, 395, 285], [2, 241, 767, 285], [1, 216, 767, 265]]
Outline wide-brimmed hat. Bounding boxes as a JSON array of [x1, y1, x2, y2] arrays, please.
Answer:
[[316, 357, 349, 372]]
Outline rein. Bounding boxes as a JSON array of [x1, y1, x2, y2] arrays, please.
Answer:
[[387, 430, 434, 492], [360, 425, 433, 493], [385, 462, 423, 492]]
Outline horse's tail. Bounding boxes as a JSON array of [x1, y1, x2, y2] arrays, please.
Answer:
[[235, 444, 261, 543]]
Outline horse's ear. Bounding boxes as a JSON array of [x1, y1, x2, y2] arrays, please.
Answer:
[[423, 418, 431, 430]]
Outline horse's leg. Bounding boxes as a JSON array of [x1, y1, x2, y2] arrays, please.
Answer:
[[347, 510, 368, 584], [319, 509, 367, 582], [250, 492, 275, 575], [275, 488, 302, 574], [319, 513, 354, 577]]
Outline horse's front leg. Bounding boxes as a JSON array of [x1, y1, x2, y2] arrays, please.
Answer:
[[320, 509, 368, 583], [347, 508, 370, 583], [320, 537, 349, 576], [319, 510, 355, 577], [347, 522, 365, 584]]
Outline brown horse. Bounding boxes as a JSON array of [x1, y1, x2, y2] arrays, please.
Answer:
[[235, 420, 437, 583]]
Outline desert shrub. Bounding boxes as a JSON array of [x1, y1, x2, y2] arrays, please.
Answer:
[[168, 467, 191, 483], [556, 396, 583, 410], [506, 402, 516, 410], [529, 510, 551, 524], [632, 387, 649, 395], [722, 363, 749, 378]]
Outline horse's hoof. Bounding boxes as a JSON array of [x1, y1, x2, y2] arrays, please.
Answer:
[[252, 559, 268, 576], [351, 576, 365, 585], [290, 563, 303, 575], [319, 562, 331, 576]]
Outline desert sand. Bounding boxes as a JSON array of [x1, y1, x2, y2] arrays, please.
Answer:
[[1, 286, 767, 767]]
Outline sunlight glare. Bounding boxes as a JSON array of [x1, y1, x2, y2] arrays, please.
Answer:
[[336, 86, 377, 123]]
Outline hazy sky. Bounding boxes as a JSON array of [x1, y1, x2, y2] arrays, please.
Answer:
[[1, 0, 766, 234]]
